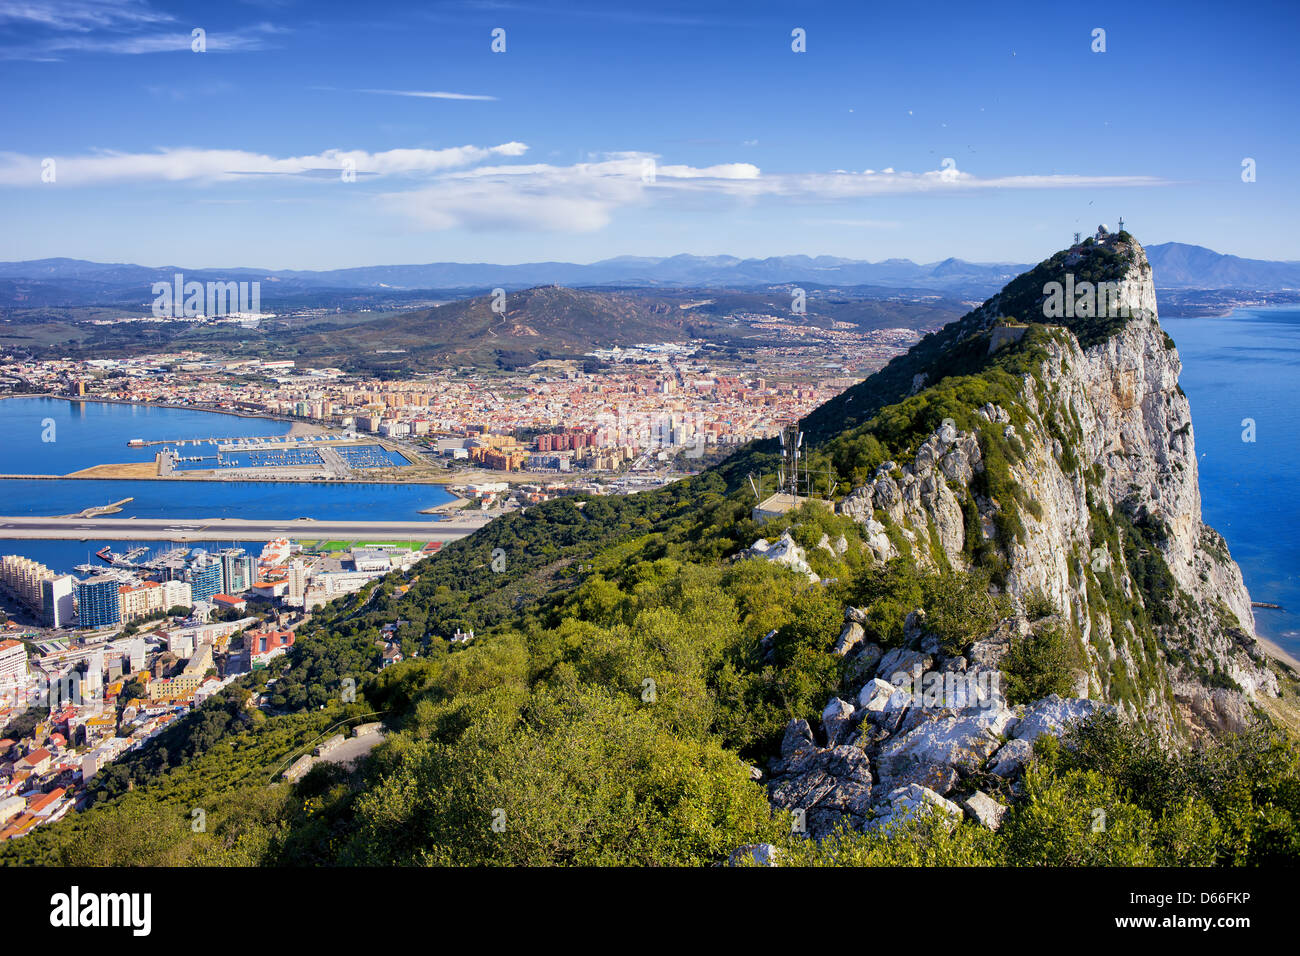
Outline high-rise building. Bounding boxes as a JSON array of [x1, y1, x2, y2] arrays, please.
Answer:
[[161, 579, 192, 611], [287, 561, 307, 604], [76, 576, 122, 629], [184, 552, 224, 604], [0, 554, 55, 612], [40, 574, 76, 628], [219, 549, 255, 594]]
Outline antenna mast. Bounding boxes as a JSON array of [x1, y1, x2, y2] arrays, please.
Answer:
[[778, 422, 803, 499]]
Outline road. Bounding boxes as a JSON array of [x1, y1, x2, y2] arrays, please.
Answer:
[[0, 514, 492, 542]]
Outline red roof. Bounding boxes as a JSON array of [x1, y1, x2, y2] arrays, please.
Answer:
[[19, 747, 51, 767], [26, 788, 66, 812]]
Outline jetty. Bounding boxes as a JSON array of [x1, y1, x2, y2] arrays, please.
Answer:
[[56, 497, 134, 519]]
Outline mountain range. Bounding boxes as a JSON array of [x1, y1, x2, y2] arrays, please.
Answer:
[[2, 243, 1298, 310]]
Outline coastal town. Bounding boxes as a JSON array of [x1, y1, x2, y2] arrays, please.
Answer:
[[0, 535, 420, 841], [0, 322, 922, 488]]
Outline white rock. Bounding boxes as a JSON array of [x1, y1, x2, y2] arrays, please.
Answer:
[[857, 678, 897, 712], [729, 843, 779, 867], [1012, 695, 1102, 743], [873, 784, 964, 830], [834, 621, 866, 657], [821, 697, 856, 745], [960, 791, 1008, 830], [988, 737, 1033, 776], [876, 714, 1004, 778]]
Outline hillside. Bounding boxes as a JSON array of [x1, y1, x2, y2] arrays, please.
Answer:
[[1146, 242, 1300, 289], [5, 233, 1298, 868], [260, 285, 697, 370]]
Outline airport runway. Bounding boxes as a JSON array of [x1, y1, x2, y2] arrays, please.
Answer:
[[0, 514, 491, 542]]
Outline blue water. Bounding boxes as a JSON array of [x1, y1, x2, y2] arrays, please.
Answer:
[[0, 396, 407, 473], [0, 478, 452, 521], [0, 539, 264, 579], [1165, 308, 1300, 656], [0, 397, 289, 473], [0, 400, 454, 579]]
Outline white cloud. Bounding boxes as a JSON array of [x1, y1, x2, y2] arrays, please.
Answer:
[[381, 157, 1167, 232], [0, 142, 1168, 235], [0, 143, 530, 185], [0, 0, 173, 31], [357, 88, 498, 102], [0, 2, 285, 58]]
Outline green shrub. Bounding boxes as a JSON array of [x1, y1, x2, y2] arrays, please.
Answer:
[[1002, 622, 1081, 704]]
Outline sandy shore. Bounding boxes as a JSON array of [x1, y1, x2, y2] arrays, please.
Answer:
[[64, 461, 160, 479], [286, 420, 330, 438], [1258, 634, 1300, 672]]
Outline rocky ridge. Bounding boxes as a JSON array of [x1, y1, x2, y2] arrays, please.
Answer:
[[831, 235, 1276, 740], [749, 235, 1284, 848]]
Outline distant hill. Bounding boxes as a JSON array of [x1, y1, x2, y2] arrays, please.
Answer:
[[2, 244, 1297, 312], [1145, 242, 1300, 289], [290, 285, 698, 370]]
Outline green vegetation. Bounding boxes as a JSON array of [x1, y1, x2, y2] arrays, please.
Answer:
[[1002, 622, 1082, 705]]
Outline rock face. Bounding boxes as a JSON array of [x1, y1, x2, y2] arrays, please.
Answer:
[[832, 237, 1277, 738], [737, 530, 820, 583], [749, 236, 1287, 854]]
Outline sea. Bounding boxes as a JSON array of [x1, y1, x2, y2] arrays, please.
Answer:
[[1164, 308, 1300, 657], [0, 396, 454, 578]]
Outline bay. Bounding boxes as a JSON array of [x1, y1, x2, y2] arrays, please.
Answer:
[[0, 398, 454, 578]]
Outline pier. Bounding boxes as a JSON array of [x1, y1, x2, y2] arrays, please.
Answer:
[[57, 497, 135, 519], [129, 434, 335, 449]]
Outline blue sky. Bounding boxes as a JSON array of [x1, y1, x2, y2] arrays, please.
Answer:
[[1, 0, 1297, 270]]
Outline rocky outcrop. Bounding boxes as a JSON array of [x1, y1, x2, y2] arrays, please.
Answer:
[[832, 237, 1277, 738], [736, 530, 820, 583], [763, 620, 1107, 840], [749, 236, 1286, 858]]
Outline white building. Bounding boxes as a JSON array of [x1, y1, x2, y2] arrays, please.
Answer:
[[127, 638, 146, 673], [168, 631, 195, 658], [41, 574, 76, 629], [0, 639, 28, 684], [161, 579, 193, 611], [287, 560, 308, 604]]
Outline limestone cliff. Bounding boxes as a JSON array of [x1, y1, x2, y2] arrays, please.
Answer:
[[830, 233, 1277, 739]]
